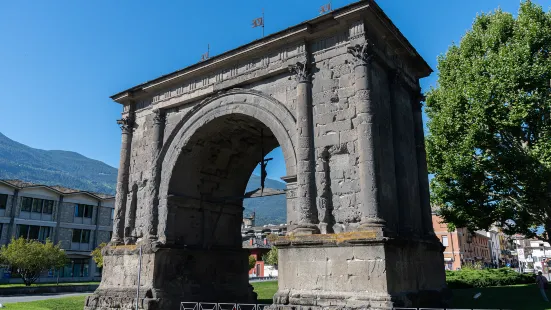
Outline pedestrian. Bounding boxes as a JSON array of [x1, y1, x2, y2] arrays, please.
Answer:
[[536, 271, 549, 302]]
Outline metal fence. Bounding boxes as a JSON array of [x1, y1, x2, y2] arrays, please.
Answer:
[[180, 302, 270, 310], [180, 302, 512, 310]]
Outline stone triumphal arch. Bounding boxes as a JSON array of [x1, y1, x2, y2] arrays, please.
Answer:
[[85, 1, 447, 309]]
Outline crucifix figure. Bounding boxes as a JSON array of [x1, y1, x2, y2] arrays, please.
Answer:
[[259, 129, 273, 195]]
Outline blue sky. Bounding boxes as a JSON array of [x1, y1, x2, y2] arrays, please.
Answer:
[[0, 0, 548, 182]]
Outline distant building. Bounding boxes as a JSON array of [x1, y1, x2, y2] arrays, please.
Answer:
[[243, 237, 271, 277], [432, 213, 492, 270], [242, 212, 255, 229], [499, 232, 520, 267], [481, 228, 501, 266], [241, 221, 287, 277], [515, 238, 549, 273], [0, 180, 114, 283]]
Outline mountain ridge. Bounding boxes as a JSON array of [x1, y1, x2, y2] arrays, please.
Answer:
[[0, 132, 286, 225]]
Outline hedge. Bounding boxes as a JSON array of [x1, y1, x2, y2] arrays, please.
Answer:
[[446, 267, 535, 289]]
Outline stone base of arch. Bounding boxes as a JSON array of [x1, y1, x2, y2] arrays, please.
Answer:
[[84, 244, 257, 310], [270, 234, 450, 309]]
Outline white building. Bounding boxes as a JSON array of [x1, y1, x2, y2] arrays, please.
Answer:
[[515, 239, 551, 273], [480, 228, 501, 266]]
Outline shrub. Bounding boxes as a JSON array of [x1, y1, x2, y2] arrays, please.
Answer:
[[0, 238, 67, 286], [248, 255, 256, 270], [446, 267, 535, 289]]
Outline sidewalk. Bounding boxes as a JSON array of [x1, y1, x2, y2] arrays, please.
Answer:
[[0, 292, 89, 304]]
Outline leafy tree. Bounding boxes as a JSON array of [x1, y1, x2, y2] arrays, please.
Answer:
[[426, 1, 551, 241], [0, 238, 67, 286], [248, 255, 256, 270], [91, 242, 107, 268], [263, 247, 278, 267]]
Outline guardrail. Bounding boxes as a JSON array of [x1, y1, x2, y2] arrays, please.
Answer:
[[180, 302, 512, 310], [180, 302, 270, 310]]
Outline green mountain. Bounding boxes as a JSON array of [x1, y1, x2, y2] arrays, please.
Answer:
[[0, 132, 118, 194], [244, 175, 287, 226], [0, 132, 287, 225]]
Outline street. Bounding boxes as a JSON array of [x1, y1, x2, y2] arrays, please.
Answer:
[[0, 292, 89, 304]]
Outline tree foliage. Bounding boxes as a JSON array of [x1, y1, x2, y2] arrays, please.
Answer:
[[426, 1, 551, 241], [0, 238, 67, 286], [91, 242, 107, 268], [248, 255, 256, 270], [263, 247, 278, 267]]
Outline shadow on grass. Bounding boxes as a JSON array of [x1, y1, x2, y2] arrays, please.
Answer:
[[451, 284, 551, 310]]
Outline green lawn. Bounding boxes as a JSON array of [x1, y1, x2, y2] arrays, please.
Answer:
[[2, 296, 87, 310], [253, 281, 278, 304], [0, 281, 99, 288], [3, 281, 550, 310], [451, 284, 551, 310]]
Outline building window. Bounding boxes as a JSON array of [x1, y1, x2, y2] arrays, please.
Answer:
[[43, 200, 54, 214], [31, 199, 43, 213], [20, 197, 54, 214], [59, 258, 89, 278], [74, 204, 93, 218], [72, 229, 91, 244], [0, 194, 7, 209], [21, 197, 32, 212], [110, 209, 114, 221], [442, 236, 449, 247], [16, 225, 51, 242]]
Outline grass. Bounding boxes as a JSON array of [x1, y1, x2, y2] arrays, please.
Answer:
[[3, 281, 551, 310], [451, 284, 551, 310], [1, 296, 87, 310], [0, 281, 99, 288], [253, 281, 278, 304]]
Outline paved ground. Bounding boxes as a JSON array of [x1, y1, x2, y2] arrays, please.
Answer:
[[0, 292, 89, 304]]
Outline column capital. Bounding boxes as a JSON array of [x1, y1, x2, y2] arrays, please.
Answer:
[[152, 108, 166, 125], [412, 91, 425, 112], [347, 41, 375, 66], [288, 62, 311, 83], [117, 117, 134, 133]]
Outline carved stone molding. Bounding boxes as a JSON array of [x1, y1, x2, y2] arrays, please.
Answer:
[[288, 62, 311, 83], [347, 41, 375, 66], [388, 69, 401, 86], [117, 117, 134, 133], [152, 108, 166, 125]]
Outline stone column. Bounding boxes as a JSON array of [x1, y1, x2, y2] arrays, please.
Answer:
[[288, 62, 319, 235], [146, 108, 165, 241], [53, 196, 64, 243], [412, 93, 435, 236], [347, 43, 385, 230], [111, 106, 134, 245], [7, 189, 19, 240]]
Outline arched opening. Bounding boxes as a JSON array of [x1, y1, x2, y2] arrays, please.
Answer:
[[161, 113, 285, 303], [245, 146, 287, 226], [167, 113, 280, 246]]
